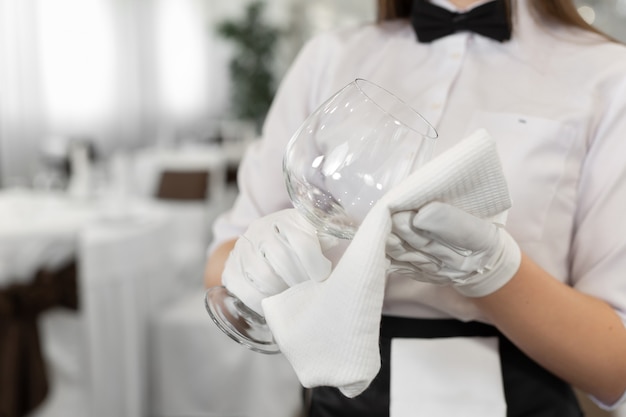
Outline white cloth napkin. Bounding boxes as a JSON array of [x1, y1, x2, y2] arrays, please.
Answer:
[[262, 128, 512, 397]]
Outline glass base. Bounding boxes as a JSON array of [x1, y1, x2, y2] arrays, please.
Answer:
[[204, 286, 280, 354]]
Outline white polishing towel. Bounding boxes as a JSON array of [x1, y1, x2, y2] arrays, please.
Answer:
[[262, 128, 512, 397]]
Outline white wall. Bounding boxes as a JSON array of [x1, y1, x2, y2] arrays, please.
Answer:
[[574, 0, 626, 41]]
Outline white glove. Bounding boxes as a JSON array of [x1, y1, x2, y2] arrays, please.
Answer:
[[386, 201, 521, 297], [223, 208, 336, 316]]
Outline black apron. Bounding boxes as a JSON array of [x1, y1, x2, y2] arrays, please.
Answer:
[[306, 316, 583, 417]]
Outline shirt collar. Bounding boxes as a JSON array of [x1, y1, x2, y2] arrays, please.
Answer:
[[429, 0, 497, 13]]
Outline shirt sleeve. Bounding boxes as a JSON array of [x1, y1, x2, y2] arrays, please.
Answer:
[[570, 63, 626, 327], [208, 32, 342, 255]]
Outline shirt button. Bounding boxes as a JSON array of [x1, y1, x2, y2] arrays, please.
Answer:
[[450, 52, 462, 59], [431, 102, 442, 110]]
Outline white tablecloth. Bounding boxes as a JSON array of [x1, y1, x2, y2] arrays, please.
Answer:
[[0, 189, 179, 417], [149, 289, 303, 417], [0, 191, 96, 285]]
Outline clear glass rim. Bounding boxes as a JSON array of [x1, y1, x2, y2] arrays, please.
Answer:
[[353, 78, 438, 140]]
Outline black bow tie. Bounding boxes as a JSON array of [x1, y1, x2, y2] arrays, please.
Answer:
[[411, 0, 511, 43]]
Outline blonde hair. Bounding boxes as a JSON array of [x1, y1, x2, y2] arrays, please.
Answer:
[[376, 0, 610, 39]]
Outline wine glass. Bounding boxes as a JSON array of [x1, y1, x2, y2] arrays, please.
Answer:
[[205, 78, 438, 354]]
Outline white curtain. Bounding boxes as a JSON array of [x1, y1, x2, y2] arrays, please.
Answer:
[[0, 0, 46, 186], [0, 0, 380, 187], [0, 0, 229, 187]]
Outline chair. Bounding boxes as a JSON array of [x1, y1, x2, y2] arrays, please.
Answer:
[[156, 170, 210, 201], [146, 146, 237, 291], [0, 261, 78, 417]]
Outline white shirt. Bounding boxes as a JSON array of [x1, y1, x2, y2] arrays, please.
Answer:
[[211, 1, 626, 324]]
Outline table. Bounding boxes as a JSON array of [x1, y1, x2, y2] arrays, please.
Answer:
[[0, 189, 179, 417]]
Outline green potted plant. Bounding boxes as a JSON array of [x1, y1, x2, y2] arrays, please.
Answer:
[[216, 1, 282, 133]]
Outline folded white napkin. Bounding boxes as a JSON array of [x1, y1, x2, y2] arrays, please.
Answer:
[[262, 128, 512, 397]]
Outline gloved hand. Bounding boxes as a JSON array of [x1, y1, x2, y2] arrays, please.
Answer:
[[223, 208, 336, 316], [386, 201, 521, 297]]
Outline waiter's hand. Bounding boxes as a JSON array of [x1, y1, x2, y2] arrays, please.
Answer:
[[386, 201, 521, 297], [222, 208, 335, 316]]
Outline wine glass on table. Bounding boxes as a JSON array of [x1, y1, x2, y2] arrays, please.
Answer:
[[205, 78, 438, 353]]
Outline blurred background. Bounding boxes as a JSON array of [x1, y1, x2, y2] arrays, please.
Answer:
[[0, 0, 376, 188], [0, 0, 624, 187], [0, 1, 624, 417]]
